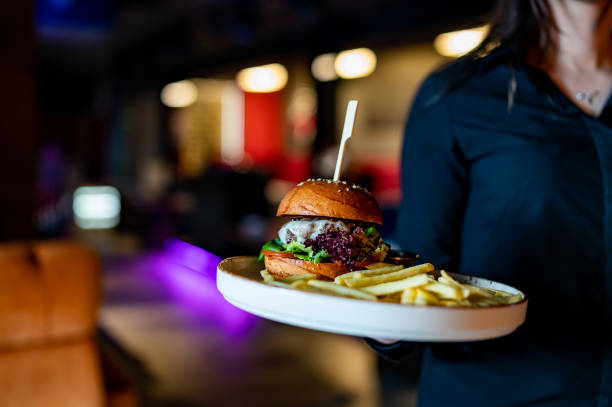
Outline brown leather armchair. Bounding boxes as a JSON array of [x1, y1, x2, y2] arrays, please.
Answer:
[[0, 241, 137, 407]]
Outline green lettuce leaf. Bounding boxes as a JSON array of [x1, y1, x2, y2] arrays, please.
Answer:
[[264, 238, 285, 251], [293, 253, 311, 261], [257, 238, 286, 262], [258, 239, 328, 264], [312, 250, 329, 264], [286, 241, 313, 257], [365, 226, 379, 239]]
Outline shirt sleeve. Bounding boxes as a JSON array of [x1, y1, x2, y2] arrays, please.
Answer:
[[365, 75, 469, 362], [395, 75, 469, 272]]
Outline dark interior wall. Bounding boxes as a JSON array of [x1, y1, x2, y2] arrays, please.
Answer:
[[0, 3, 37, 239]]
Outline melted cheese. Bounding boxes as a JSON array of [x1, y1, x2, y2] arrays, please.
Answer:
[[278, 218, 349, 244]]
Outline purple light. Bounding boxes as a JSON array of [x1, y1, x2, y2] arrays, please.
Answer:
[[163, 238, 220, 278], [150, 238, 258, 337]]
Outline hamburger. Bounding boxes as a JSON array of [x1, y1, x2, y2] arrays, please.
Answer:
[[258, 178, 390, 280]]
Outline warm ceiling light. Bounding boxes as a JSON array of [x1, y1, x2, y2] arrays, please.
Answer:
[[161, 80, 198, 108], [236, 63, 288, 93], [334, 48, 377, 79], [433, 25, 489, 58], [311, 53, 338, 82]]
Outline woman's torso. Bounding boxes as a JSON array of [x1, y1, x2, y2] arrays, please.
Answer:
[[397, 50, 612, 406]]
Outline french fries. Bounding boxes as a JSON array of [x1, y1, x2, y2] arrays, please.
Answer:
[[278, 273, 317, 283], [361, 273, 434, 296], [365, 262, 398, 270], [422, 282, 467, 300], [400, 287, 417, 304], [414, 288, 440, 305], [266, 280, 295, 289], [439, 270, 495, 300], [260, 269, 275, 283], [306, 280, 377, 301], [260, 262, 523, 307], [334, 265, 404, 285], [343, 263, 435, 288]]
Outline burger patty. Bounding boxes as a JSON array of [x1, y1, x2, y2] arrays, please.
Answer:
[[278, 218, 349, 245], [277, 217, 389, 267]]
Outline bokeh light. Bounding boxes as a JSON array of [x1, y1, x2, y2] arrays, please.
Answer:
[[311, 53, 338, 82], [236, 63, 288, 93], [433, 25, 489, 58], [220, 82, 245, 165], [73, 185, 121, 229], [161, 80, 199, 107], [334, 48, 377, 79]]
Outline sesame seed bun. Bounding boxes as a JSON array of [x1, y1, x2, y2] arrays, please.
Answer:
[[263, 253, 350, 280], [276, 179, 383, 225]]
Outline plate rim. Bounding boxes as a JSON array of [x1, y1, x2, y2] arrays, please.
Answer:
[[217, 256, 529, 310], [221, 292, 521, 342]]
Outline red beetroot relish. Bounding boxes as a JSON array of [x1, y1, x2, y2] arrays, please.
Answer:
[[304, 226, 378, 268]]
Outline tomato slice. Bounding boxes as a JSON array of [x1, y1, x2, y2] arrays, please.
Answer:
[[262, 250, 373, 269], [261, 250, 296, 258]]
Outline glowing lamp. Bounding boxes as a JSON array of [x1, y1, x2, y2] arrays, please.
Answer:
[[236, 63, 288, 93], [334, 48, 377, 79], [434, 25, 489, 58], [311, 53, 338, 82], [161, 80, 198, 108]]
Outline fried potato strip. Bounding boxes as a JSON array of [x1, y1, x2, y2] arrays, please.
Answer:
[[261, 263, 523, 307]]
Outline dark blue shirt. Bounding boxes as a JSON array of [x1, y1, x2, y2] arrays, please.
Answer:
[[379, 50, 612, 406]]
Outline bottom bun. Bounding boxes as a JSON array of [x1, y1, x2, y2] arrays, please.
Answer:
[[264, 255, 350, 280]]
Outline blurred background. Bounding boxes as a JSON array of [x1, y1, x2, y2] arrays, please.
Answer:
[[1, 1, 491, 406]]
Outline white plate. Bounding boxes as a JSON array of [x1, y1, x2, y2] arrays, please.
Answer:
[[217, 256, 528, 342]]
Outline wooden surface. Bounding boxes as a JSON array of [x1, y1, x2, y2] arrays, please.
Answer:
[[100, 253, 393, 407]]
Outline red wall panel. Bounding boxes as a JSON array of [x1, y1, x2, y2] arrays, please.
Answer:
[[243, 91, 283, 166]]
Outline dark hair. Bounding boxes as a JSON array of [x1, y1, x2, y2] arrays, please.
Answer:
[[474, 0, 556, 62], [439, 0, 557, 110]]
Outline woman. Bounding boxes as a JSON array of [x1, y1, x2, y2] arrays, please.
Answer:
[[371, 1, 612, 406]]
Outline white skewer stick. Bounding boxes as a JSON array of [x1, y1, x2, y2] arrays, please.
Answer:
[[333, 100, 358, 181]]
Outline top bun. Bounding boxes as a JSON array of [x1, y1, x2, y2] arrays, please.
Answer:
[[277, 179, 383, 225]]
